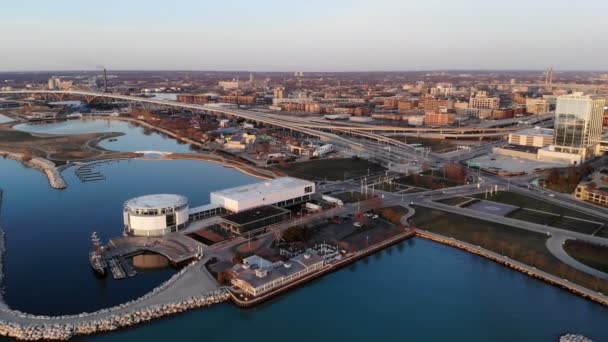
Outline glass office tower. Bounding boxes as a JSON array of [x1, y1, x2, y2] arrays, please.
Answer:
[[552, 93, 605, 160]]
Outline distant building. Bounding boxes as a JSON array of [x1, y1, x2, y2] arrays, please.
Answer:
[[419, 96, 452, 111], [273, 87, 285, 100], [526, 98, 550, 114], [218, 79, 241, 90], [47, 77, 73, 90], [424, 107, 455, 126], [429, 83, 453, 97], [467, 91, 499, 117], [177, 94, 214, 104], [538, 93, 605, 164]]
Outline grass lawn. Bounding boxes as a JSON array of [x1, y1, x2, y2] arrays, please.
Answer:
[[506, 208, 559, 226], [435, 196, 473, 206], [564, 240, 608, 274], [411, 205, 608, 293], [474, 191, 603, 222], [373, 205, 410, 225], [0, 130, 39, 142], [595, 227, 608, 238], [551, 217, 604, 235], [274, 157, 385, 181], [395, 174, 463, 190]]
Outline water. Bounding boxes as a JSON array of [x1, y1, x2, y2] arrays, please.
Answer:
[[13, 118, 198, 153], [86, 239, 608, 342], [0, 114, 12, 124], [0, 158, 257, 315]]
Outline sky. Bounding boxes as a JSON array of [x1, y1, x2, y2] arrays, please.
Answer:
[[0, 0, 607, 72]]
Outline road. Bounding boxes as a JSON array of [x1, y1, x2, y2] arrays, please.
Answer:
[[546, 235, 608, 281]]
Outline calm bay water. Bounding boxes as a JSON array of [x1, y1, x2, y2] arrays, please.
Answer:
[[14, 118, 197, 153], [0, 158, 256, 315], [1, 119, 607, 341], [85, 239, 608, 342], [0, 114, 12, 124]]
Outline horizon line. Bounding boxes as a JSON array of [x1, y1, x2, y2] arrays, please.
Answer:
[[1, 68, 607, 74]]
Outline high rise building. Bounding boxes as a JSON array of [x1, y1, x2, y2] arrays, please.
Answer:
[[539, 93, 605, 163]]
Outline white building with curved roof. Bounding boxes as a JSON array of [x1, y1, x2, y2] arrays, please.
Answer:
[[123, 194, 189, 237]]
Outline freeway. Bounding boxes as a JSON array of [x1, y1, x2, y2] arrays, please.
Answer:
[[1, 89, 532, 135]]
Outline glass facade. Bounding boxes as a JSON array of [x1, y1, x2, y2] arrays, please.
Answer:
[[552, 94, 605, 159]]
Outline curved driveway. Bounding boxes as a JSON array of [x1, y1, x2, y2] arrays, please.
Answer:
[[546, 235, 608, 280]]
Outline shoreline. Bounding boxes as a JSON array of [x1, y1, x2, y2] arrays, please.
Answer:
[[2, 115, 277, 189], [0, 151, 67, 189], [231, 229, 416, 307], [415, 230, 608, 307]]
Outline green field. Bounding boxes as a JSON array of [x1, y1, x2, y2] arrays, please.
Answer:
[[506, 208, 559, 226], [374, 205, 410, 225], [596, 227, 608, 238], [411, 205, 608, 293], [564, 240, 608, 274], [551, 217, 604, 235], [395, 174, 462, 190], [474, 191, 603, 222], [274, 157, 385, 181]]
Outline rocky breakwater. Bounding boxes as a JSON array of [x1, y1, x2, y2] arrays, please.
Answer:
[[0, 261, 227, 340], [0, 290, 229, 340], [0, 151, 67, 189]]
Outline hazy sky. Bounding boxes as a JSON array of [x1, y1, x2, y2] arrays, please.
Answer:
[[1, 0, 607, 71]]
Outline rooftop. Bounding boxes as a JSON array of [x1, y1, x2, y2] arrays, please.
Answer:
[[124, 194, 188, 210], [223, 205, 289, 226], [211, 177, 313, 201], [512, 127, 554, 137]]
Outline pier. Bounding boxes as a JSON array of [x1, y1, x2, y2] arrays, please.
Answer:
[[75, 165, 105, 183]]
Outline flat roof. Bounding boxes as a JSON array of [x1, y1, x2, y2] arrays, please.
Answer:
[[124, 194, 188, 210], [223, 205, 289, 226], [211, 177, 313, 201], [512, 127, 554, 137], [235, 251, 324, 289], [499, 144, 541, 153], [188, 203, 221, 214]]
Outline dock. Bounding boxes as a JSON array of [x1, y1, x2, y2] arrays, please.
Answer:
[[118, 256, 137, 277], [75, 165, 106, 183], [107, 258, 125, 279]]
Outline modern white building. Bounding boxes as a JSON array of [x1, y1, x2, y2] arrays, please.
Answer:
[[210, 177, 315, 213], [123, 194, 190, 237]]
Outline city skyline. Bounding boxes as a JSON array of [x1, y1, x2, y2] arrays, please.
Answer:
[[1, 0, 607, 72]]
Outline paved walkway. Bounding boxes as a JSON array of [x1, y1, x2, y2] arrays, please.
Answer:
[[546, 235, 608, 280]]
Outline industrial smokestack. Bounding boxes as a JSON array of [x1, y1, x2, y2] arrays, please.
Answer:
[[103, 68, 108, 93]]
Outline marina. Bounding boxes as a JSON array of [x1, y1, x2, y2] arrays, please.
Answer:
[[76, 166, 106, 183]]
